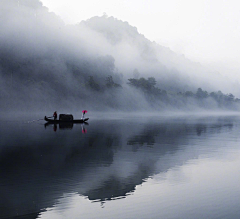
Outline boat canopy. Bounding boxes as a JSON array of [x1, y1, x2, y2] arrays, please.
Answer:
[[59, 114, 74, 121]]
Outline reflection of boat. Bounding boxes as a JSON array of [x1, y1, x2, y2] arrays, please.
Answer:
[[44, 122, 89, 129], [44, 116, 89, 123], [1, 116, 235, 218], [44, 122, 74, 129]]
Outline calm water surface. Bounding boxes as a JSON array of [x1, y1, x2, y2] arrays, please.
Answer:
[[1, 113, 240, 219]]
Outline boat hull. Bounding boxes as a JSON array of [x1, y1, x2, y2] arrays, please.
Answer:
[[44, 116, 89, 123]]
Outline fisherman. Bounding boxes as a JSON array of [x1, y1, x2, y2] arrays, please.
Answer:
[[53, 111, 57, 120]]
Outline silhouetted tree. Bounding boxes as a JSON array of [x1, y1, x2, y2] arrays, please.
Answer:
[[105, 75, 122, 88], [127, 77, 157, 91], [148, 77, 156, 87], [227, 93, 234, 101], [185, 91, 194, 97], [196, 88, 208, 98]]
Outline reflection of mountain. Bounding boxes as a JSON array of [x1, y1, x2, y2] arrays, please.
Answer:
[[0, 116, 237, 218], [84, 163, 153, 202], [0, 123, 118, 218]]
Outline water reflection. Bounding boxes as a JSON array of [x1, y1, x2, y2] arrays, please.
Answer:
[[44, 122, 89, 132], [0, 115, 239, 218]]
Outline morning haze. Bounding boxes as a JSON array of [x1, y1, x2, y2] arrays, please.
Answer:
[[2, 1, 240, 219], [1, 0, 240, 113]]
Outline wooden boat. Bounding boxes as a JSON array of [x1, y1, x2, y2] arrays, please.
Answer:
[[44, 116, 89, 123]]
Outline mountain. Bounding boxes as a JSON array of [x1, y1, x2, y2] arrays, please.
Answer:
[[79, 15, 240, 93], [0, 0, 239, 112]]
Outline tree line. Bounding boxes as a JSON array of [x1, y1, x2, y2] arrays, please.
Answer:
[[84, 75, 240, 109]]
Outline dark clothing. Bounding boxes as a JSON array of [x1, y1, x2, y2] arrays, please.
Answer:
[[53, 112, 57, 120]]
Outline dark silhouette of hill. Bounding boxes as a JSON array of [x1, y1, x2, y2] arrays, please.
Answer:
[[0, 0, 240, 111]]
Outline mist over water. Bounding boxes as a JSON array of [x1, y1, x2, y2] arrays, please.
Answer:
[[1, 0, 240, 112], [1, 113, 240, 218], [1, 1, 240, 218]]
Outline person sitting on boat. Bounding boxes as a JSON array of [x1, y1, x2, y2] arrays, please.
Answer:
[[53, 111, 57, 120]]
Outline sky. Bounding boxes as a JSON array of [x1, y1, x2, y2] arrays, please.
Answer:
[[40, 0, 240, 73]]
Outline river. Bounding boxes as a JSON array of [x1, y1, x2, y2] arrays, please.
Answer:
[[1, 113, 240, 219]]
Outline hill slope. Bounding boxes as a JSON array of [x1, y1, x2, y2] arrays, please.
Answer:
[[0, 0, 239, 111]]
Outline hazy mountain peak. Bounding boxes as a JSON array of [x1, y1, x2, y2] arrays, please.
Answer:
[[79, 15, 144, 45], [1, 0, 240, 111]]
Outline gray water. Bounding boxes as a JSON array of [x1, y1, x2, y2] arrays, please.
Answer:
[[1, 113, 240, 219]]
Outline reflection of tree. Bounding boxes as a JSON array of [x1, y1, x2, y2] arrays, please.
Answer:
[[127, 134, 155, 146], [84, 164, 153, 202], [127, 124, 170, 149], [0, 117, 236, 218], [127, 130, 158, 151], [195, 117, 234, 136], [127, 125, 168, 151], [0, 130, 119, 218], [65, 135, 119, 167], [196, 124, 207, 136], [85, 176, 135, 201]]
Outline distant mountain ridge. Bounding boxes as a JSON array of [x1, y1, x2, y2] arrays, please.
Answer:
[[0, 0, 240, 111], [79, 15, 239, 94]]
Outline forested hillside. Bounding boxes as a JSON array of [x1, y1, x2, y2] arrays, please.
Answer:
[[0, 0, 239, 111]]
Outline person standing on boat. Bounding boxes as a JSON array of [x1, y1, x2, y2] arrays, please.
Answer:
[[82, 110, 87, 120], [53, 111, 57, 120]]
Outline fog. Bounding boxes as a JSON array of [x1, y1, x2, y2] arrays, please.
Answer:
[[1, 0, 240, 112]]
